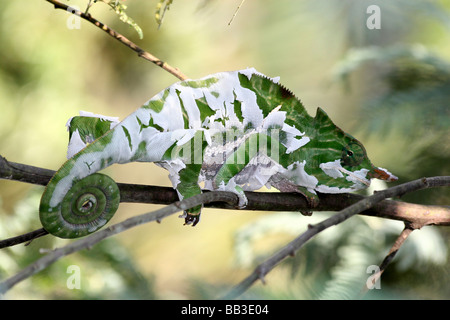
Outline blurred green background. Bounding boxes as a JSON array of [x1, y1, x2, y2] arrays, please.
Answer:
[[0, 0, 449, 299]]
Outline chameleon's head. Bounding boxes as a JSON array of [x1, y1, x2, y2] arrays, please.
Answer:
[[306, 108, 397, 193], [315, 138, 397, 193], [340, 140, 398, 182]]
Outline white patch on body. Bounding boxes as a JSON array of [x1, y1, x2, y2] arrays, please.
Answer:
[[216, 178, 248, 207], [156, 158, 186, 189], [234, 154, 282, 191], [320, 160, 345, 179], [318, 159, 371, 193], [320, 159, 370, 187], [66, 129, 87, 159], [279, 160, 319, 194], [66, 111, 121, 159]]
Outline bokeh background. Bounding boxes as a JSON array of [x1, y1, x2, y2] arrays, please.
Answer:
[[0, 0, 449, 299]]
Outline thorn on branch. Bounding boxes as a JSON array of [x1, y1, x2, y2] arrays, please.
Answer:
[[256, 266, 267, 285], [421, 177, 430, 188]]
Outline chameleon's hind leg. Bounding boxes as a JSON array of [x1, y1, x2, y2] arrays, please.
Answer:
[[269, 171, 320, 216], [176, 163, 203, 226]]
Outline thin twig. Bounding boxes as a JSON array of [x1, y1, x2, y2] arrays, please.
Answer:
[[45, 0, 188, 81], [228, 0, 246, 25], [360, 224, 414, 295], [221, 176, 449, 299], [0, 229, 48, 249], [0, 191, 238, 295]]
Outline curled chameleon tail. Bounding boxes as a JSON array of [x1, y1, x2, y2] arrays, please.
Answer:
[[39, 172, 120, 238], [40, 68, 397, 239], [39, 115, 122, 238]]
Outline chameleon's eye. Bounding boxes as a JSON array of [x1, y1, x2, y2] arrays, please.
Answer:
[[341, 143, 364, 166]]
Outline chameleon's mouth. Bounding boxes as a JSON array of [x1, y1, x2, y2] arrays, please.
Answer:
[[371, 167, 398, 182]]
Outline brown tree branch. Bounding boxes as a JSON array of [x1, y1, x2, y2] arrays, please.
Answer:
[[0, 229, 49, 249], [1, 155, 449, 249], [1, 155, 449, 223], [45, 0, 188, 81]]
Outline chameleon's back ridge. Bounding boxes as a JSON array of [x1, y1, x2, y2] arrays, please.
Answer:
[[39, 68, 397, 238]]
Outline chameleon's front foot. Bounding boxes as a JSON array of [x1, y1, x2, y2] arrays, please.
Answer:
[[233, 185, 248, 208], [183, 212, 201, 226], [181, 204, 202, 226], [296, 187, 319, 216]]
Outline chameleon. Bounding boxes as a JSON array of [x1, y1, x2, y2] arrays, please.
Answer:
[[39, 68, 397, 239]]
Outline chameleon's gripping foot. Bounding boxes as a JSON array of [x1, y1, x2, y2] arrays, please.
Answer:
[[183, 212, 201, 226]]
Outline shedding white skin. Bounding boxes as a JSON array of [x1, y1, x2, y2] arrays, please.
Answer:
[[216, 178, 248, 207], [59, 70, 332, 206], [66, 130, 87, 159], [66, 111, 120, 159], [281, 123, 310, 154], [144, 68, 310, 200], [50, 112, 168, 207], [156, 158, 186, 190], [318, 159, 371, 193], [279, 160, 319, 194], [65, 111, 120, 130], [49, 133, 126, 207], [55, 68, 387, 212]]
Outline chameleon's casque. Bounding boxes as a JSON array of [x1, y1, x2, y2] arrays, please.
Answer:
[[39, 68, 397, 238]]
